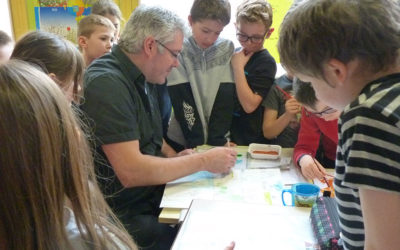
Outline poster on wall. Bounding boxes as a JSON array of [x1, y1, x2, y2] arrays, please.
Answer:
[[34, 0, 92, 43]]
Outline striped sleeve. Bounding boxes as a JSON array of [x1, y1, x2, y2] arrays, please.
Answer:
[[340, 106, 400, 192], [335, 80, 400, 249]]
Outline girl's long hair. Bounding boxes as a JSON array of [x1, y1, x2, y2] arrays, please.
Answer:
[[0, 60, 137, 249], [11, 31, 84, 103]]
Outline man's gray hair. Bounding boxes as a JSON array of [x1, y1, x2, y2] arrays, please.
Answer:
[[119, 5, 188, 54]]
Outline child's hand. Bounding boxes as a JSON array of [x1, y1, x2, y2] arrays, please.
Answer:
[[285, 98, 301, 115], [299, 155, 327, 180], [231, 48, 253, 70], [224, 241, 235, 250]]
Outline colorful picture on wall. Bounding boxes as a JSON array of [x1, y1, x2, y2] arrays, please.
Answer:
[[39, 0, 68, 7], [34, 0, 92, 43]]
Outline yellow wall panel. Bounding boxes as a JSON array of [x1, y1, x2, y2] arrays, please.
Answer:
[[117, 0, 139, 22], [9, 0, 30, 40], [264, 0, 293, 63]]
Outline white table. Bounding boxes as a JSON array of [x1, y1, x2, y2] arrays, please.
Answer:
[[159, 147, 307, 224]]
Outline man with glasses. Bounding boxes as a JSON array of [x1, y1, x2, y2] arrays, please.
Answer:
[[80, 5, 237, 250], [153, 39, 178, 139], [293, 79, 341, 180], [230, 0, 277, 146]]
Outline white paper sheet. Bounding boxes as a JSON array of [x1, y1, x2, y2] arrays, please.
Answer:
[[172, 199, 318, 250]]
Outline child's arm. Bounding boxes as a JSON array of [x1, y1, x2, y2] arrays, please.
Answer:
[[231, 49, 262, 113], [293, 109, 321, 162], [262, 98, 300, 139], [360, 188, 400, 249], [294, 108, 327, 179]]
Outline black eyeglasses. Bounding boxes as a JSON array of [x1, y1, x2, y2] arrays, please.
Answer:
[[236, 32, 266, 44], [155, 40, 180, 58], [305, 107, 337, 117]]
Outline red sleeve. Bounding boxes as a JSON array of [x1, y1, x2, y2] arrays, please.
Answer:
[[293, 108, 321, 167]]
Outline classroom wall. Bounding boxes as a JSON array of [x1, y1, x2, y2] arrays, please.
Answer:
[[9, 0, 291, 66], [9, 0, 28, 40], [140, 0, 293, 63], [9, 0, 139, 41]]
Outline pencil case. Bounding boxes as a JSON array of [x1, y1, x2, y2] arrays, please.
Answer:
[[310, 197, 343, 250]]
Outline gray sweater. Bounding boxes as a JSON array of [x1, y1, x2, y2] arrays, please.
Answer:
[[167, 36, 235, 147]]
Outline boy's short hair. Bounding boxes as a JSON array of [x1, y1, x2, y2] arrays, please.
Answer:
[[0, 30, 12, 46], [236, 0, 273, 30], [78, 14, 115, 38], [91, 0, 122, 21], [293, 78, 318, 109], [190, 0, 231, 26], [278, 0, 400, 79]]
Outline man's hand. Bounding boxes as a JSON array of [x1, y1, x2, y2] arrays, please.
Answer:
[[203, 147, 237, 174]]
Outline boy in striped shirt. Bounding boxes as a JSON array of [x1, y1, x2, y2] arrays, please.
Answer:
[[278, 0, 400, 249]]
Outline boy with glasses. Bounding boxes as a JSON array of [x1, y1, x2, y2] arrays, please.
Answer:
[[230, 0, 277, 145], [293, 79, 340, 180]]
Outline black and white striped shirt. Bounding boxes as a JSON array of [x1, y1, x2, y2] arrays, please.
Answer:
[[335, 73, 400, 250]]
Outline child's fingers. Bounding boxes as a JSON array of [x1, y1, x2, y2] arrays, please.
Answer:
[[311, 167, 324, 179], [312, 161, 326, 179]]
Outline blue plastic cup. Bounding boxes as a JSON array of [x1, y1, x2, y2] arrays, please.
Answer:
[[281, 183, 320, 207]]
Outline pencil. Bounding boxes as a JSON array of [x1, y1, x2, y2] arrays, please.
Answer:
[[275, 85, 292, 100]]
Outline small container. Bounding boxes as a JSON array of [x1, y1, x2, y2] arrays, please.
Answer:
[[281, 183, 320, 207], [248, 143, 281, 160]]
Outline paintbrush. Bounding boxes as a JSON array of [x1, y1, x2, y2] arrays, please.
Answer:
[[311, 157, 331, 188], [275, 85, 293, 100]]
